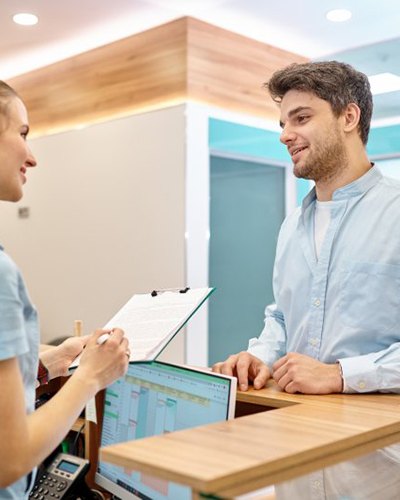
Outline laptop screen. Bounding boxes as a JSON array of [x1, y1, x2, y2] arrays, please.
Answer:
[[96, 360, 236, 499]]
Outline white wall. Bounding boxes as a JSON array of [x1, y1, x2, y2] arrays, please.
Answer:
[[0, 105, 186, 363], [0, 100, 295, 367]]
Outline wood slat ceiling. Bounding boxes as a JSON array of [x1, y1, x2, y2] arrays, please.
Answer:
[[9, 17, 307, 136]]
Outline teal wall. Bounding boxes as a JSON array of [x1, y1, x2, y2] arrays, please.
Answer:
[[208, 156, 285, 363], [210, 119, 400, 206], [207, 118, 400, 364], [368, 125, 400, 157], [209, 119, 286, 161], [209, 118, 307, 205], [209, 120, 400, 160]]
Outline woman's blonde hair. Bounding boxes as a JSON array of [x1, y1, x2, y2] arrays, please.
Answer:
[[0, 81, 19, 131]]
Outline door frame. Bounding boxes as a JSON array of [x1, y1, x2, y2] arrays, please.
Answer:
[[185, 103, 294, 366]]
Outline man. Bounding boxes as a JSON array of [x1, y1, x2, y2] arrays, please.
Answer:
[[213, 61, 400, 396], [213, 61, 400, 499]]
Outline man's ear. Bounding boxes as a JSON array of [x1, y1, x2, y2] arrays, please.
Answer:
[[343, 103, 361, 134]]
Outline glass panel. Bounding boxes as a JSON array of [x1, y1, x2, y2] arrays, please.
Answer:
[[208, 155, 285, 365], [274, 444, 400, 500]]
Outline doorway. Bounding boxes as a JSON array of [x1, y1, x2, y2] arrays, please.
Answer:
[[208, 154, 286, 365]]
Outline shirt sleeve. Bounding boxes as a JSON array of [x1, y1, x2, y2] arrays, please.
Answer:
[[246, 214, 294, 369], [338, 342, 400, 393], [0, 253, 28, 360], [247, 303, 287, 370]]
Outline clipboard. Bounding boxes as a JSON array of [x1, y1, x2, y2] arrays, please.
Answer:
[[70, 287, 214, 367]]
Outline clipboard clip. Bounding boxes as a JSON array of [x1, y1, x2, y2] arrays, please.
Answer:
[[151, 287, 190, 297]]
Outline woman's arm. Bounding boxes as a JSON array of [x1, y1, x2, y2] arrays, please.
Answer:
[[0, 328, 128, 488]]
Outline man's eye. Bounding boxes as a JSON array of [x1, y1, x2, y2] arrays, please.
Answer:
[[297, 115, 309, 123]]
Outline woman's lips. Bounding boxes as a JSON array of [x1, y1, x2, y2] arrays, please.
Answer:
[[20, 166, 27, 183]]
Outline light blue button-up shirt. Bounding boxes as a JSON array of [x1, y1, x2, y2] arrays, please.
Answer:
[[248, 166, 400, 393], [0, 245, 39, 499]]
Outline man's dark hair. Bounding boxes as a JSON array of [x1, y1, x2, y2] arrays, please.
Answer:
[[265, 61, 373, 145]]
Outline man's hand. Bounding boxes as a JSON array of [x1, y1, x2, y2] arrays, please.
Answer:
[[272, 352, 343, 394], [212, 352, 270, 391], [40, 336, 89, 379]]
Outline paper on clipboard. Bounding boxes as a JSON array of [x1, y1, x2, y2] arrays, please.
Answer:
[[70, 287, 214, 367]]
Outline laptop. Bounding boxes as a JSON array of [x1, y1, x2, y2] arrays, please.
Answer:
[[96, 360, 237, 499]]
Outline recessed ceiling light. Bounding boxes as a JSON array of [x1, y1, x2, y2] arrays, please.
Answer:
[[326, 9, 352, 22], [13, 13, 39, 26], [368, 72, 400, 95]]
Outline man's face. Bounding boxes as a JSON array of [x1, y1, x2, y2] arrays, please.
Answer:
[[279, 90, 348, 183]]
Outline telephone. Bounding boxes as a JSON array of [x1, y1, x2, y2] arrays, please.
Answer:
[[30, 452, 90, 499]]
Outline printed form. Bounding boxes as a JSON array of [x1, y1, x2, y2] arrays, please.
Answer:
[[104, 287, 213, 361], [71, 287, 214, 367]]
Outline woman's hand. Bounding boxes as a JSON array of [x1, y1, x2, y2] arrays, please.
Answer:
[[74, 328, 129, 393], [40, 336, 89, 379]]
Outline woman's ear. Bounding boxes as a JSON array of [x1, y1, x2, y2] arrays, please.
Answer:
[[343, 103, 361, 134]]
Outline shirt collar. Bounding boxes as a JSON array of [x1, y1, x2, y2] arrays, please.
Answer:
[[301, 163, 381, 212], [332, 163, 381, 200]]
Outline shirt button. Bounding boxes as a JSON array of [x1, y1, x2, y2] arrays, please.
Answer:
[[358, 381, 366, 390], [309, 338, 318, 346], [314, 299, 321, 307]]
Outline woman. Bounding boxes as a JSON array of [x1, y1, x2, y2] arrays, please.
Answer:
[[0, 81, 130, 498]]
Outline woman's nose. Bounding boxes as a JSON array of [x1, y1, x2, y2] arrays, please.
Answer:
[[25, 147, 37, 168]]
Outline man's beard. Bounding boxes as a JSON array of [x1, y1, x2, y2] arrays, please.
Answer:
[[293, 127, 348, 183]]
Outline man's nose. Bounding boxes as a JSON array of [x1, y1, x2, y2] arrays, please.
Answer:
[[280, 125, 295, 145]]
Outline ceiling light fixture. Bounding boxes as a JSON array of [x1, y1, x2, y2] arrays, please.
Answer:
[[13, 13, 39, 26], [368, 72, 400, 95], [326, 9, 352, 22]]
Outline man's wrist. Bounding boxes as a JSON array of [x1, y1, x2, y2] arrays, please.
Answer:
[[37, 359, 50, 386]]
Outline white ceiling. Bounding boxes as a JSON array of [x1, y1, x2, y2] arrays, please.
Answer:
[[2, 0, 400, 120]]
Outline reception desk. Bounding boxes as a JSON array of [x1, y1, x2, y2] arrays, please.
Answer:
[[100, 380, 400, 498]]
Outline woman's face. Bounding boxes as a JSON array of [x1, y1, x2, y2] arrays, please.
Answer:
[[0, 97, 36, 202]]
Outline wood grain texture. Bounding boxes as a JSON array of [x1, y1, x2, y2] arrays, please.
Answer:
[[9, 18, 188, 136], [8, 17, 307, 136], [100, 380, 400, 497], [186, 17, 307, 120]]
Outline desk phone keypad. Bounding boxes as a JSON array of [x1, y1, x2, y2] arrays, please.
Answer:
[[29, 473, 69, 498], [29, 453, 90, 500]]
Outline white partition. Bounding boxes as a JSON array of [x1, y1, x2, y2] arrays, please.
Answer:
[[0, 105, 187, 363], [0, 101, 296, 367]]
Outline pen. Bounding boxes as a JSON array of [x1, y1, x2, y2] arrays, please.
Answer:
[[97, 329, 114, 345]]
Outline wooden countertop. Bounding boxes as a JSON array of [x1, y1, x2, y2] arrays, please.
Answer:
[[100, 381, 400, 498]]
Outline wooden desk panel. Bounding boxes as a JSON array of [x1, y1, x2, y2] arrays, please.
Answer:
[[100, 381, 400, 497]]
